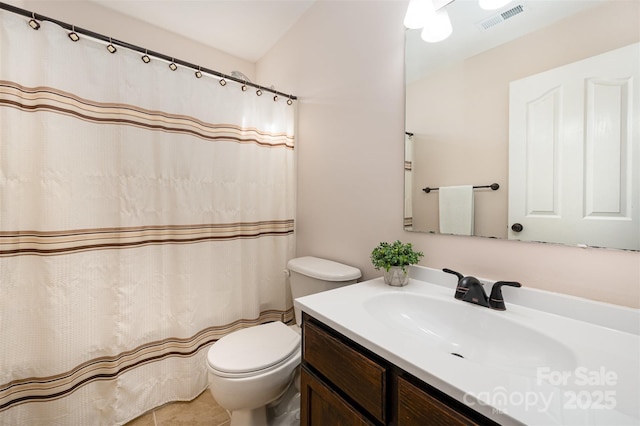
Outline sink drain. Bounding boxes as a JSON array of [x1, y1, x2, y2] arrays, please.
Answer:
[[451, 352, 465, 359]]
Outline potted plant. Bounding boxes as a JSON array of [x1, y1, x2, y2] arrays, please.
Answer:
[[370, 240, 424, 286]]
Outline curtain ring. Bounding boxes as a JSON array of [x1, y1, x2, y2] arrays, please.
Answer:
[[68, 25, 80, 42], [256, 89, 263, 96], [273, 95, 278, 102], [195, 66, 203, 78], [169, 59, 177, 71], [287, 96, 293, 106], [141, 49, 151, 63], [106, 37, 117, 53], [241, 80, 248, 92], [28, 12, 40, 30], [219, 78, 227, 86]]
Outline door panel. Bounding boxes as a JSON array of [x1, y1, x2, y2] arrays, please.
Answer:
[[509, 43, 639, 250]]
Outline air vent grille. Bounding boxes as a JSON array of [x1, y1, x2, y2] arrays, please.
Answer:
[[477, 4, 526, 30], [502, 4, 524, 19]]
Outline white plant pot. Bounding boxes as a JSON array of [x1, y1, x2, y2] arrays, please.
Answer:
[[383, 266, 409, 286]]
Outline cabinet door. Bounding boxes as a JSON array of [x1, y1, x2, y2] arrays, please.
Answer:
[[397, 376, 480, 426], [300, 366, 373, 426], [303, 319, 386, 422]]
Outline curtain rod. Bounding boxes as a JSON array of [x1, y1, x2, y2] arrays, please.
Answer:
[[0, 2, 297, 101]]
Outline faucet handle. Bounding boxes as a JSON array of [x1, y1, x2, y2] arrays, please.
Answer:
[[443, 268, 463, 280], [489, 281, 522, 311], [443, 268, 467, 299]]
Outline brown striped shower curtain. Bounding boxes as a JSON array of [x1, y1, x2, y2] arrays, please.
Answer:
[[0, 10, 295, 425]]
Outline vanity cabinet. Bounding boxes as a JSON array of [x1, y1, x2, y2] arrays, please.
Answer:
[[301, 313, 497, 426], [300, 367, 373, 426], [396, 376, 478, 426]]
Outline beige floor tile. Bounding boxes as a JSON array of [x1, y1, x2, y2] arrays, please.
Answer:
[[154, 391, 230, 426], [125, 411, 155, 426]]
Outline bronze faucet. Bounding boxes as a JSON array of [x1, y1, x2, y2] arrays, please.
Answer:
[[443, 268, 521, 311]]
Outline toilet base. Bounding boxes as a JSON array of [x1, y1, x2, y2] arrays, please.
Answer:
[[217, 368, 301, 426], [270, 391, 300, 426], [227, 391, 300, 426], [269, 376, 300, 426]]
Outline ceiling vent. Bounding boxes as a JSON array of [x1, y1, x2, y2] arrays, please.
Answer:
[[477, 4, 525, 30]]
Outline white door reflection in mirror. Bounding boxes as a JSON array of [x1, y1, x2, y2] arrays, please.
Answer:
[[509, 43, 639, 250]]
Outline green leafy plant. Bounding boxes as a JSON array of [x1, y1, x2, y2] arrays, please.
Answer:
[[370, 240, 424, 272]]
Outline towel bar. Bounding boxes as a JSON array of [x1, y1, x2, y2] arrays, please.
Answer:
[[422, 183, 499, 193]]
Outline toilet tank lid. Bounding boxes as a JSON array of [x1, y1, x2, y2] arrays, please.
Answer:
[[287, 256, 361, 281]]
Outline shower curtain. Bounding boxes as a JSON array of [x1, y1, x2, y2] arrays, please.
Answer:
[[0, 9, 295, 425], [404, 133, 413, 229]]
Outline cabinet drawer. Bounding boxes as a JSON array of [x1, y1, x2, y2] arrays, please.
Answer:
[[397, 376, 480, 426], [300, 366, 373, 426], [303, 320, 387, 423]]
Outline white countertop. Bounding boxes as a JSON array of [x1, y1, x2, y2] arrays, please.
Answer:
[[294, 266, 640, 426]]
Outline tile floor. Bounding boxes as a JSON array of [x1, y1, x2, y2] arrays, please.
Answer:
[[125, 390, 230, 426]]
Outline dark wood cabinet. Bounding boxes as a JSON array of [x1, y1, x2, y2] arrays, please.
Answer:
[[301, 313, 497, 426], [300, 366, 373, 426], [397, 376, 478, 426], [303, 318, 387, 423]]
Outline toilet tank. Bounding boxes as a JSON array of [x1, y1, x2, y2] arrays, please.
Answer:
[[287, 256, 361, 325]]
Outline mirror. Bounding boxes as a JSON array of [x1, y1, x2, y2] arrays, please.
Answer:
[[404, 0, 639, 251]]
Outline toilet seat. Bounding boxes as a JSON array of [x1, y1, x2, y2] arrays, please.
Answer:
[[207, 321, 301, 378]]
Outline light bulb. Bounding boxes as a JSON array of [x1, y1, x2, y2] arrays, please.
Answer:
[[404, 0, 429, 29], [420, 5, 452, 43]]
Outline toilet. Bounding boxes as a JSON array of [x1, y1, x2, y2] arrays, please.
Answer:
[[206, 256, 361, 426]]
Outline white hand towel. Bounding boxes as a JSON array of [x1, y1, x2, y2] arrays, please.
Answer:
[[439, 185, 474, 235]]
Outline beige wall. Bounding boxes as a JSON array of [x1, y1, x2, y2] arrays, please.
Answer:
[[259, 0, 640, 309], [257, 0, 408, 287], [3, 0, 638, 308]]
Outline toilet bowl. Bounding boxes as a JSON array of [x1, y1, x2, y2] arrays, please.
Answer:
[[207, 322, 301, 426], [206, 256, 361, 426]]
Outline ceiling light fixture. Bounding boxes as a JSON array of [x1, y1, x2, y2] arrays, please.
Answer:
[[404, 0, 452, 43], [421, 2, 452, 43], [406, 0, 513, 43], [404, 0, 429, 29]]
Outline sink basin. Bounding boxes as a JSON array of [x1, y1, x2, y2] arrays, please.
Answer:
[[364, 292, 577, 377]]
